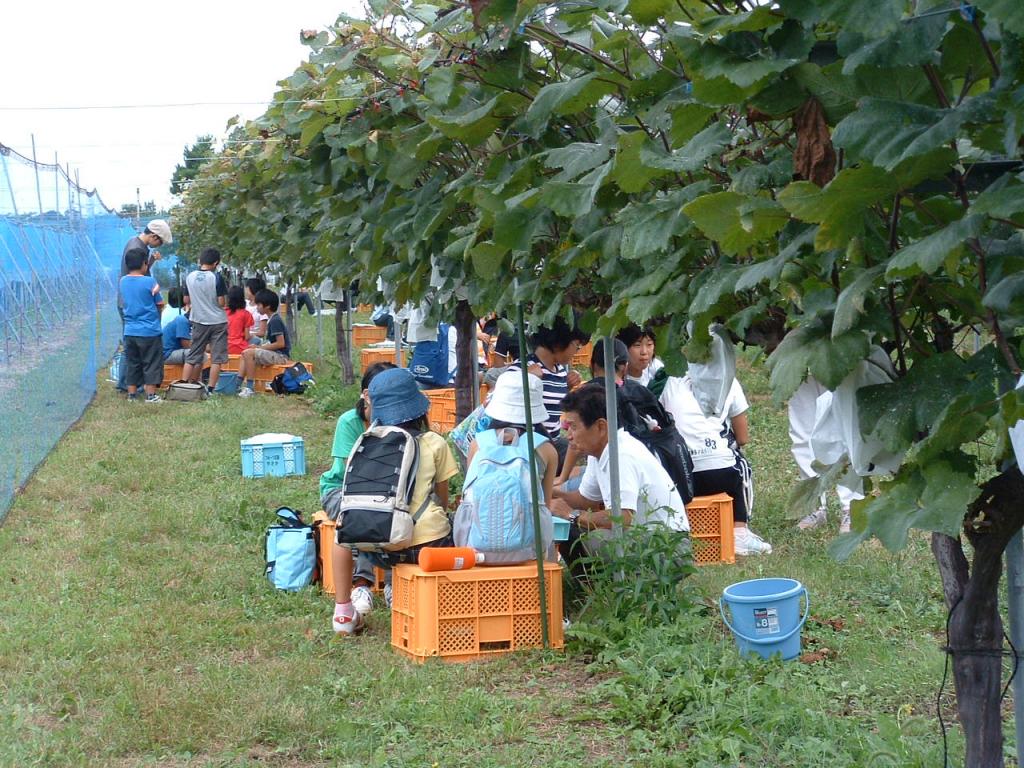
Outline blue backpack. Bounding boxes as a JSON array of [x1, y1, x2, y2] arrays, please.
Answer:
[[410, 324, 453, 387], [453, 428, 553, 563], [265, 507, 316, 591], [271, 362, 315, 395]]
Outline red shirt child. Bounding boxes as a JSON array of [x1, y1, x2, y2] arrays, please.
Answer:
[[227, 307, 254, 355]]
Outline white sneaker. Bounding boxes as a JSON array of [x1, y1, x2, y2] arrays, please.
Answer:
[[383, 584, 393, 610], [351, 585, 374, 615], [332, 609, 365, 636], [238, 386, 255, 398], [797, 508, 827, 530], [839, 509, 852, 534], [735, 527, 773, 556]]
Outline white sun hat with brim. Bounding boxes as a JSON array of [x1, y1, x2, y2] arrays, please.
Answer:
[[484, 371, 547, 426]]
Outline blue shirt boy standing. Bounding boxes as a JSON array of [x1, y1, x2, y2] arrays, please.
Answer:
[[119, 247, 165, 403]]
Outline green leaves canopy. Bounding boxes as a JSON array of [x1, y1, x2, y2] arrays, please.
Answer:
[[176, 0, 1024, 552]]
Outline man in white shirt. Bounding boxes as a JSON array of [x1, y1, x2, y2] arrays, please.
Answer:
[[552, 386, 689, 567]]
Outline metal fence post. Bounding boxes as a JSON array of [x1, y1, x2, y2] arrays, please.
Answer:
[[516, 302, 550, 648]]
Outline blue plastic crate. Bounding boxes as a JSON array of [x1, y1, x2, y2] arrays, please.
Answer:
[[241, 433, 306, 478]]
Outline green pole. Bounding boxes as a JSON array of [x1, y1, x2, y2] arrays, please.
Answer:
[[516, 302, 550, 648], [602, 335, 625, 582]]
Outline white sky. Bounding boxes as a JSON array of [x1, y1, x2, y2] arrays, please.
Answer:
[[0, 1, 364, 213]]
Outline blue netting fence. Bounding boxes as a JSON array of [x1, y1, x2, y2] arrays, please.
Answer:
[[0, 141, 134, 523]]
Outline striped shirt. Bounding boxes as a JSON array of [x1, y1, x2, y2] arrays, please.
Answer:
[[509, 354, 569, 435]]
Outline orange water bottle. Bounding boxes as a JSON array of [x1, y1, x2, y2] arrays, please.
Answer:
[[418, 547, 485, 572]]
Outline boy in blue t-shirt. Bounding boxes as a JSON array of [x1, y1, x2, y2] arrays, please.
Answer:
[[119, 248, 165, 403]]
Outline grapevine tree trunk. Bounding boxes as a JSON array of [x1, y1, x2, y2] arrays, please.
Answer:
[[932, 467, 1024, 768], [284, 281, 297, 342], [453, 299, 475, 422], [335, 300, 354, 385]]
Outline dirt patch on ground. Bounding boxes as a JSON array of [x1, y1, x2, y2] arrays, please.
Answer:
[[27, 712, 64, 731], [473, 657, 630, 760]]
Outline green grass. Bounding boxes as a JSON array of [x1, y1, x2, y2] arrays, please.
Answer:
[[0, 312, 989, 766]]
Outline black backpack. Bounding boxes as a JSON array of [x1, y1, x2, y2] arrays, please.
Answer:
[[325, 425, 430, 551], [592, 379, 696, 504]]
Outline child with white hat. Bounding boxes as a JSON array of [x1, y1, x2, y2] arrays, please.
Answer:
[[453, 371, 558, 562], [470, 371, 558, 486]]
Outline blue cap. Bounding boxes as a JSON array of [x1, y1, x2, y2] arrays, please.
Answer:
[[368, 367, 430, 426]]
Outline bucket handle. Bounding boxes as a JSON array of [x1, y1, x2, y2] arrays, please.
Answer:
[[719, 587, 809, 646]]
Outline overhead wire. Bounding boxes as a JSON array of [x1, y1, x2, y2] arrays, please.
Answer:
[[0, 98, 362, 112]]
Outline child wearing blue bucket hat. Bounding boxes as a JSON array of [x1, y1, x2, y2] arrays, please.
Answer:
[[327, 367, 459, 636]]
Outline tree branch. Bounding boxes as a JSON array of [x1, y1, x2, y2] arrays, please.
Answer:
[[524, 23, 631, 79], [971, 16, 1001, 79]]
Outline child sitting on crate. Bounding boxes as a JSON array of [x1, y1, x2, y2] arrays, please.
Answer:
[[237, 289, 292, 398], [319, 361, 397, 616], [323, 367, 459, 636], [452, 370, 558, 563], [226, 285, 254, 356], [244, 277, 269, 342], [161, 287, 193, 365]]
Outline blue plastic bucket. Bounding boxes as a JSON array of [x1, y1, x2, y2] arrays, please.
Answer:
[[215, 372, 240, 395], [720, 578, 808, 661]]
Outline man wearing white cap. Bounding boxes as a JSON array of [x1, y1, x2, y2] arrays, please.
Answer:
[[119, 220, 172, 314]]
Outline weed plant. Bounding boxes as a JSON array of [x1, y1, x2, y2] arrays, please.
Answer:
[[567, 519, 699, 635]]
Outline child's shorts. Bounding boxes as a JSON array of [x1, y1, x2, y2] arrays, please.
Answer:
[[188, 322, 228, 365], [253, 348, 290, 366], [124, 335, 164, 387], [164, 348, 189, 365]]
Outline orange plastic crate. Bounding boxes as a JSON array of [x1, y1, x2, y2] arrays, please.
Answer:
[[356, 303, 374, 314], [488, 350, 511, 368], [688, 493, 735, 565], [353, 324, 387, 347], [361, 347, 405, 371], [423, 388, 458, 434], [314, 513, 337, 593], [391, 561, 564, 663], [314, 514, 387, 595], [571, 341, 593, 369]]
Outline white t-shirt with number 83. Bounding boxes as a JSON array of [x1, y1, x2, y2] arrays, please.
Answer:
[[659, 375, 749, 472]]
